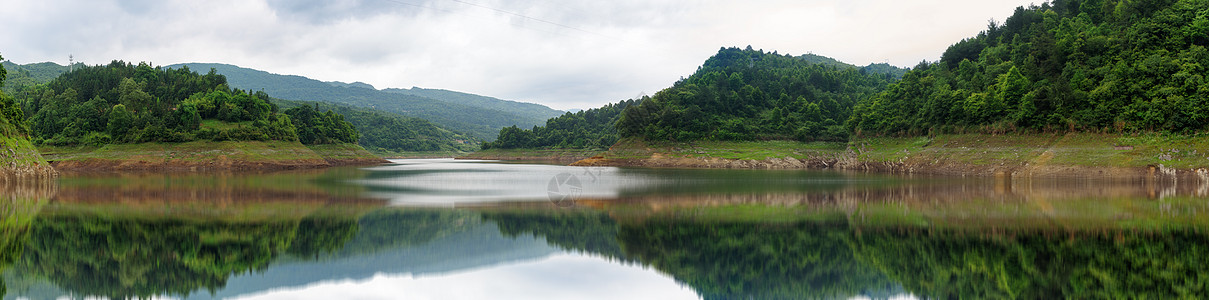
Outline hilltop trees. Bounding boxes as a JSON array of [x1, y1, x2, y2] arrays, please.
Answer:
[[848, 0, 1209, 135], [616, 47, 897, 142], [16, 61, 357, 146], [482, 99, 641, 150]]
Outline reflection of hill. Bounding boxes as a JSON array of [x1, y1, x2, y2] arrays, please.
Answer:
[[481, 209, 627, 261], [186, 210, 557, 300], [0, 180, 53, 299], [849, 228, 1209, 299], [479, 209, 900, 300], [484, 202, 1209, 300], [620, 220, 898, 300], [2, 169, 383, 300], [18, 215, 301, 299]]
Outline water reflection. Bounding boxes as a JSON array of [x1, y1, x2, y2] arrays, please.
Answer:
[[1, 159, 1208, 299]]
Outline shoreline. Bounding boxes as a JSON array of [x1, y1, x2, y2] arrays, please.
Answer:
[[559, 133, 1209, 181], [43, 141, 387, 172], [458, 148, 605, 162]]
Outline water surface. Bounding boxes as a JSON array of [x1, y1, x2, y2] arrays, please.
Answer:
[[2, 159, 1207, 299]]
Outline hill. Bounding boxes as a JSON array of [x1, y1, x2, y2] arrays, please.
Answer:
[[0, 61, 81, 95], [481, 98, 641, 150], [17, 60, 383, 170], [616, 47, 899, 142], [848, 0, 1209, 135], [0, 57, 56, 177], [168, 63, 564, 140], [274, 99, 479, 155], [382, 87, 565, 124]]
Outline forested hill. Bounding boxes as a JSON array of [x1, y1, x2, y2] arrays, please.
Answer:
[[849, 0, 1209, 135], [168, 63, 563, 140], [0, 61, 80, 95], [16, 61, 355, 146], [382, 87, 565, 123], [617, 47, 900, 142], [482, 99, 641, 150], [274, 99, 479, 153]]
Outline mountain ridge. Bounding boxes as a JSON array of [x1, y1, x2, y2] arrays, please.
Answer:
[[167, 63, 564, 140]]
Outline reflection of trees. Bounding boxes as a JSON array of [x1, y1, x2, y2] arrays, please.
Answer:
[[488, 207, 1209, 299], [15, 212, 360, 299], [482, 210, 626, 260], [0, 221, 30, 298], [484, 210, 896, 300], [619, 220, 895, 300], [1, 180, 52, 299], [849, 229, 1209, 299], [330, 209, 479, 257], [285, 216, 359, 259]]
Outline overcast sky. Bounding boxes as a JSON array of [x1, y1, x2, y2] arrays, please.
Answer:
[[1, 0, 1035, 110]]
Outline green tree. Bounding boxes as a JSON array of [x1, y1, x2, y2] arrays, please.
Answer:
[[106, 104, 134, 141]]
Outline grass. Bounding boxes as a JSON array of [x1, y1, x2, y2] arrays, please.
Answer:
[[463, 148, 607, 160], [603, 138, 848, 161], [0, 135, 53, 169], [41, 140, 330, 167], [306, 143, 382, 161], [600, 133, 1209, 170]]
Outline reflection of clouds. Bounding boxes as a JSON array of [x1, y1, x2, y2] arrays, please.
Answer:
[[229, 253, 700, 300], [357, 159, 651, 206]]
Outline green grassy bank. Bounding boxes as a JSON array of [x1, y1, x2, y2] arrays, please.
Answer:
[[571, 133, 1209, 179], [41, 141, 386, 171]]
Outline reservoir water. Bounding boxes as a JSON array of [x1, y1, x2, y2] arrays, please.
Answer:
[[2, 159, 1208, 299]]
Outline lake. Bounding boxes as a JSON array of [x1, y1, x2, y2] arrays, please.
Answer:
[[2, 159, 1208, 299]]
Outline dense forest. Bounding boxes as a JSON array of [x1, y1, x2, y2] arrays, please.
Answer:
[[274, 99, 479, 153], [616, 47, 900, 142], [0, 55, 32, 138], [0, 61, 76, 95], [481, 99, 640, 150], [12, 61, 356, 146], [849, 0, 1209, 135]]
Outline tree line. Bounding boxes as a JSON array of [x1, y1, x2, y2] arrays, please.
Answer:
[[848, 0, 1209, 135], [10, 61, 357, 146], [490, 0, 1207, 149], [482, 99, 641, 150], [274, 99, 479, 153]]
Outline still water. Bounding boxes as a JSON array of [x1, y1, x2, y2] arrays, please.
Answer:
[[2, 159, 1208, 299]]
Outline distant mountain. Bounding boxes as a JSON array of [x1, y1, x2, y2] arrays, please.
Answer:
[[382, 87, 565, 123], [0, 61, 80, 94], [168, 63, 562, 141], [273, 98, 479, 154], [325, 81, 376, 90]]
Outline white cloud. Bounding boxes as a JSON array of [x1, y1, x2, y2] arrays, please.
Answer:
[[0, 0, 1036, 110]]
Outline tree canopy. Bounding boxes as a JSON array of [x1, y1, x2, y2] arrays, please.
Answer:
[[15, 61, 358, 146], [616, 47, 899, 142], [848, 0, 1209, 135], [482, 99, 641, 150]]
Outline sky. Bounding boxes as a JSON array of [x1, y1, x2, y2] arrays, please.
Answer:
[[0, 0, 1036, 110]]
